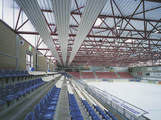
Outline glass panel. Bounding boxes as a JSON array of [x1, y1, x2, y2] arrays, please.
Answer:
[[3, 0, 13, 28], [0, 0, 2, 19]]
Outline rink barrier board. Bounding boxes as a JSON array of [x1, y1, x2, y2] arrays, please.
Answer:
[[129, 79, 140, 82]]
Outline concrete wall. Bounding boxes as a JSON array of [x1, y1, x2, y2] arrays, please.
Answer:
[[0, 20, 54, 71]]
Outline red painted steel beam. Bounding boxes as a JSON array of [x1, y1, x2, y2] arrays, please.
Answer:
[[15, 7, 22, 30], [42, 9, 161, 23], [16, 31, 161, 41], [16, 19, 29, 31]]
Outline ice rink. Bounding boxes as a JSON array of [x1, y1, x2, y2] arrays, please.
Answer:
[[87, 82, 161, 120]]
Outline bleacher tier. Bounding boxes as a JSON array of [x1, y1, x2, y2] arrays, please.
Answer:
[[117, 72, 134, 78], [68, 72, 80, 79], [95, 72, 119, 79], [80, 72, 95, 79]]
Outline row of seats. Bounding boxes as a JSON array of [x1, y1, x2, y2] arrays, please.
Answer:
[[25, 85, 61, 120], [117, 72, 134, 78], [0, 69, 33, 78], [81, 99, 100, 120], [68, 93, 83, 120], [68, 72, 80, 79], [73, 83, 118, 120], [0, 78, 47, 106]]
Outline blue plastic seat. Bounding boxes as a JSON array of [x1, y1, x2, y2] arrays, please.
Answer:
[[10, 70, 20, 77], [70, 106, 80, 111], [25, 111, 39, 120], [47, 92, 59, 101], [4, 70, 14, 78], [27, 80, 37, 90], [0, 69, 5, 78], [32, 80, 40, 88], [17, 70, 24, 77], [71, 110, 82, 118], [15, 82, 31, 93], [5, 84, 26, 97], [0, 100, 7, 106], [40, 98, 56, 111], [104, 110, 117, 120], [72, 116, 84, 120], [34, 104, 55, 120], [92, 115, 101, 120], [24, 71, 31, 76], [0, 87, 18, 105], [44, 95, 58, 105], [22, 81, 33, 91], [20, 71, 28, 76]]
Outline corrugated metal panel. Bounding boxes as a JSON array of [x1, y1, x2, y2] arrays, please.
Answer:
[[16, 0, 62, 66], [51, 0, 72, 66], [68, 0, 107, 66]]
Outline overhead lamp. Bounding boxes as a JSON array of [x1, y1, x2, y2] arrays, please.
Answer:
[[155, 30, 159, 33], [116, 25, 120, 30]]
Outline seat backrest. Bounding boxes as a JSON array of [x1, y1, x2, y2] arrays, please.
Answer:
[[4, 70, 10, 75], [15, 82, 22, 90], [34, 104, 42, 119], [34, 79, 37, 84], [0, 87, 5, 96], [31, 80, 35, 86], [22, 81, 27, 88], [25, 71, 29, 74], [21, 71, 25, 74], [5, 84, 14, 94], [17, 70, 21, 75], [0, 69, 4, 76], [25, 111, 39, 120], [44, 95, 49, 103], [27, 81, 32, 87], [40, 99, 45, 110]]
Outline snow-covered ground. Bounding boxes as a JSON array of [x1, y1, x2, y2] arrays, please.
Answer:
[[87, 82, 161, 120]]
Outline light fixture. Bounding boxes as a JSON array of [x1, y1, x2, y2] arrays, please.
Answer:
[[116, 25, 120, 30], [155, 30, 159, 33]]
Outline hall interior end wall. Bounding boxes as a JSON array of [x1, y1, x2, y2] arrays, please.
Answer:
[[0, 21, 54, 71]]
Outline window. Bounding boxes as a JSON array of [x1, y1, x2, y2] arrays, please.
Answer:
[[26, 53, 31, 71]]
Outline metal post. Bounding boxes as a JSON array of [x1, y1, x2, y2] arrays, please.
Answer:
[[35, 35, 38, 71], [15, 34, 19, 70]]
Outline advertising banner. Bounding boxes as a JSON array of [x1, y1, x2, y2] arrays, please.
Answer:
[[136, 72, 142, 76], [150, 73, 161, 77]]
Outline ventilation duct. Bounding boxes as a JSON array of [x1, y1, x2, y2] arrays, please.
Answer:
[[51, 0, 72, 66], [16, 0, 62, 66], [67, 0, 106, 66]]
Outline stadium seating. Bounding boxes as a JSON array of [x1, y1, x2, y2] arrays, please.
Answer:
[[0, 87, 18, 105], [34, 104, 55, 120], [81, 99, 100, 120], [0, 70, 5, 78], [80, 72, 95, 79], [68, 72, 80, 79], [117, 72, 134, 78], [95, 72, 107, 78], [15, 82, 31, 93], [25, 111, 39, 120], [40, 98, 56, 111], [25, 82, 62, 120], [68, 93, 83, 120]]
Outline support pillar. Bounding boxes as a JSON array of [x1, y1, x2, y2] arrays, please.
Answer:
[[16, 34, 19, 70]]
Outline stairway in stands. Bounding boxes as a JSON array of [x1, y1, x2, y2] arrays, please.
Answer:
[[93, 71, 98, 79], [115, 72, 121, 78]]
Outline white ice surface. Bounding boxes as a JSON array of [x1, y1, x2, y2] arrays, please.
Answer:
[[87, 82, 161, 120]]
